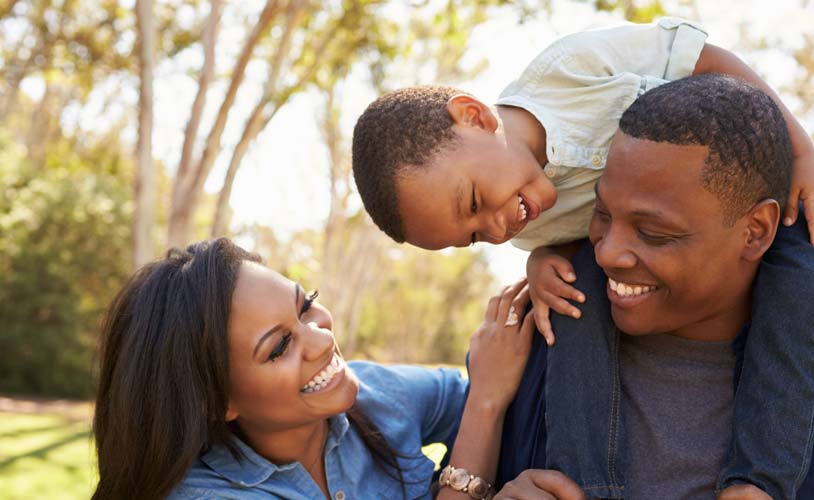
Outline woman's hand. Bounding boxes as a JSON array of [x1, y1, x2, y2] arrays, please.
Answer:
[[467, 279, 534, 412]]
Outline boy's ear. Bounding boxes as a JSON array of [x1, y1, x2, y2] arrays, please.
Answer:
[[741, 198, 780, 262], [446, 94, 499, 133]]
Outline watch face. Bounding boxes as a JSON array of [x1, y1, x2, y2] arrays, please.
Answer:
[[449, 468, 471, 490], [468, 477, 490, 498], [439, 466, 452, 485]]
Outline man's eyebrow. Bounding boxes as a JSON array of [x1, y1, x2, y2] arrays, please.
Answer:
[[253, 285, 302, 359], [595, 181, 671, 220]]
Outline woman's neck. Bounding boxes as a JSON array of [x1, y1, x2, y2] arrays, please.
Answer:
[[239, 418, 331, 496]]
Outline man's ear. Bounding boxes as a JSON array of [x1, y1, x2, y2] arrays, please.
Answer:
[[225, 402, 239, 422], [741, 198, 780, 262], [446, 94, 499, 132]]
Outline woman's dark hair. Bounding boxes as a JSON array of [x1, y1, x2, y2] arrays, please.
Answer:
[[92, 238, 405, 500]]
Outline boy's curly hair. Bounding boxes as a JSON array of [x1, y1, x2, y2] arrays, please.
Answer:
[[620, 74, 792, 225], [352, 85, 464, 243]]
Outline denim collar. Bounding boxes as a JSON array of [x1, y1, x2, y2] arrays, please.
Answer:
[[200, 413, 351, 487]]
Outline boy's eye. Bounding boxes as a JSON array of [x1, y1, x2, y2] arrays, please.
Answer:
[[268, 333, 292, 362], [470, 186, 477, 214]]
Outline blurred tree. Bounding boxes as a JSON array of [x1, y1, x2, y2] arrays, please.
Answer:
[[0, 123, 133, 398], [133, 0, 156, 267]]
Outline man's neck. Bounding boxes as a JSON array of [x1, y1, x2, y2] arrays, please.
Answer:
[[669, 291, 752, 342], [496, 105, 548, 167]]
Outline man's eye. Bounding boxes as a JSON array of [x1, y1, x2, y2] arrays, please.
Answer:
[[268, 333, 292, 362], [638, 230, 675, 245]]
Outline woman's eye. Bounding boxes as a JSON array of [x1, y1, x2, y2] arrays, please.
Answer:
[[268, 333, 292, 362], [300, 290, 318, 315]]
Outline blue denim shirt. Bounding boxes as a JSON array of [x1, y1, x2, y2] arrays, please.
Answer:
[[168, 361, 467, 500]]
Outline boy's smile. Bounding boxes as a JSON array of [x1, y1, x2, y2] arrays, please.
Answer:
[[396, 115, 556, 250]]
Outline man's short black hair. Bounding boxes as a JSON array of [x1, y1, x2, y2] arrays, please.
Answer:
[[619, 74, 792, 225], [352, 85, 464, 243]]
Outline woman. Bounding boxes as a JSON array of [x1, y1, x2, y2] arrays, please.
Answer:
[[92, 238, 533, 499]]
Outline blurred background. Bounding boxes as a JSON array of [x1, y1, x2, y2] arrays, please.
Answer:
[[1, 0, 812, 497]]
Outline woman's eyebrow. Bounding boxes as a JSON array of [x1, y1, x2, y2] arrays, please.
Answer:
[[252, 284, 303, 359]]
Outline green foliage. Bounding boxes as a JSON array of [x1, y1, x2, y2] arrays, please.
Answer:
[[0, 130, 132, 398], [355, 247, 495, 364]]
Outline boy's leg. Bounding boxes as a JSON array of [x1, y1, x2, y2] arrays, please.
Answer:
[[544, 240, 625, 499], [718, 208, 814, 499]]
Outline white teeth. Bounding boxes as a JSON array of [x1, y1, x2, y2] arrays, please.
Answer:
[[609, 278, 657, 297], [301, 354, 342, 393], [518, 196, 528, 222]]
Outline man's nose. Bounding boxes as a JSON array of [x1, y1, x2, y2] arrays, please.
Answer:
[[594, 226, 637, 270]]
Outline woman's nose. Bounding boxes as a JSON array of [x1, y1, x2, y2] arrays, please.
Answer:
[[299, 321, 335, 361]]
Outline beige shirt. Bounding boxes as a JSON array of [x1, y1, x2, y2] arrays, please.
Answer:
[[498, 17, 708, 250]]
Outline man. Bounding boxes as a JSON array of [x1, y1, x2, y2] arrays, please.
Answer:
[[495, 74, 814, 499]]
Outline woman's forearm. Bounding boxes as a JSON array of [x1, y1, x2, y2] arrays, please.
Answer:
[[437, 397, 506, 499]]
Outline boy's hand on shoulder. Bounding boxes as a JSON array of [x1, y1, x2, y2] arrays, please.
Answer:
[[527, 247, 585, 346], [784, 148, 814, 245]]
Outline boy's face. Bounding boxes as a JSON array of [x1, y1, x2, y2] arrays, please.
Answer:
[[396, 125, 557, 250], [588, 132, 752, 341]]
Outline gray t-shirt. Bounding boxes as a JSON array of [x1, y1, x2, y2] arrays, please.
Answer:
[[619, 332, 736, 499]]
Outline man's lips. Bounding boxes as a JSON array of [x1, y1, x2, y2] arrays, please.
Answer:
[[606, 277, 660, 308]]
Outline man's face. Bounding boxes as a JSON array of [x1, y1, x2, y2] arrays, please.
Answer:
[[395, 125, 557, 250], [588, 132, 751, 341]]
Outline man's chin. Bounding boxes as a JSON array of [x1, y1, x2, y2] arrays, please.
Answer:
[[610, 309, 660, 336]]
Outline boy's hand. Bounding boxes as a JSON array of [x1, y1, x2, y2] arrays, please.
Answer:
[[783, 149, 814, 245], [468, 279, 534, 410], [527, 247, 585, 346]]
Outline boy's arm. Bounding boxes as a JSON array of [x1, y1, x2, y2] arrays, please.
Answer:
[[693, 43, 814, 240]]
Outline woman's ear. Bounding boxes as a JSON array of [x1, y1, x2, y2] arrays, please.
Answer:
[[225, 402, 239, 422], [446, 94, 499, 132], [741, 198, 780, 262]]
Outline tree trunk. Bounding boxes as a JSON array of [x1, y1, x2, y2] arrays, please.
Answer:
[[168, 0, 281, 248], [133, 0, 155, 268], [173, 0, 222, 216], [211, 0, 307, 237]]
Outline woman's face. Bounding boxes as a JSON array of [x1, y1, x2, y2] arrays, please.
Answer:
[[225, 261, 359, 431]]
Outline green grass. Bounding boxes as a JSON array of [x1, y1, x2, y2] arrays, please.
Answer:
[[0, 412, 96, 500], [0, 411, 449, 499]]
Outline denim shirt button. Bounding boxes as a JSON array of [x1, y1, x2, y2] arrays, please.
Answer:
[[335, 491, 346, 500]]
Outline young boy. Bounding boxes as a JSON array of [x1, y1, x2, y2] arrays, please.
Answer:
[[352, 18, 814, 499]]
